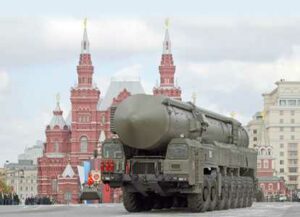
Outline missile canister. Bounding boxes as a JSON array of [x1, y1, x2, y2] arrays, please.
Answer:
[[111, 94, 248, 151]]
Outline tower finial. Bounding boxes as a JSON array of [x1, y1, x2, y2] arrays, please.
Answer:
[[163, 18, 171, 54], [56, 93, 60, 107], [81, 18, 90, 53], [165, 18, 170, 29], [84, 17, 87, 29]]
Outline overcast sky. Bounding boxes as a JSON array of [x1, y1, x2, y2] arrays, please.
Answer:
[[1, 0, 300, 165]]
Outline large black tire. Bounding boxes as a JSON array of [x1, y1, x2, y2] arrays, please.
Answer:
[[143, 196, 154, 211], [217, 176, 228, 210], [153, 195, 163, 209], [208, 177, 218, 211], [231, 177, 238, 208], [163, 197, 173, 209], [237, 177, 243, 208], [123, 189, 143, 212], [188, 176, 211, 212], [247, 177, 254, 207], [224, 176, 232, 210], [242, 178, 248, 208]]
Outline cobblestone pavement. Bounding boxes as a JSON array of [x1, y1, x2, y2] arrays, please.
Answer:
[[0, 202, 300, 217]]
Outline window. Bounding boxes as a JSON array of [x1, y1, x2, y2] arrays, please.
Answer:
[[280, 160, 284, 165], [291, 135, 295, 140], [280, 127, 284, 132], [291, 119, 295, 124], [101, 115, 105, 124], [280, 135, 284, 140], [253, 129, 257, 134], [289, 176, 298, 181], [54, 141, 59, 152], [264, 160, 269, 168], [291, 110, 295, 116], [257, 161, 261, 168], [253, 137, 257, 142], [268, 149, 272, 155], [279, 100, 287, 106], [280, 152, 284, 157], [64, 192, 72, 203], [280, 168, 284, 173], [288, 151, 298, 157], [288, 143, 297, 149], [51, 179, 57, 192], [269, 184, 273, 190], [288, 159, 298, 165], [102, 142, 123, 159], [280, 143, 284, 148], [280, 119, 284, 124], [291, 127, 295, 132], [289, 167, 297, 173], [280, 110, 284, 115], [167, 144, 189, 159], [80, 136, 88, 152], [288, 100, 296, 106]]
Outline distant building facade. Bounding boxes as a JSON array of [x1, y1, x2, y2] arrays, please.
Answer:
[[18, 141, 43, 164], [37, 20, 181, 203], [5, 160, 37, 203], [247, 80, 300, 191]]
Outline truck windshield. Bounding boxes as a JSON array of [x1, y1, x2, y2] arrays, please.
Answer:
[[167, 144, 188, 159], [102, 143, 123, 159]]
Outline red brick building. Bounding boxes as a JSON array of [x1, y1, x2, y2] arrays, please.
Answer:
[[255, 145, 289, 199], [37, 20, 181, 203]]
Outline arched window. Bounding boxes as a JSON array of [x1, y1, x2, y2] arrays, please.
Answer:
[[80, 136, 88, 152], [268, 149, 272, 156]]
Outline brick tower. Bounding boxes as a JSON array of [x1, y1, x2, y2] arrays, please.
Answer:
[[38, 98, 71, 199], [153, 19, 181, 100], [45, 97, 71, 154], [70, 20, 100, 161]]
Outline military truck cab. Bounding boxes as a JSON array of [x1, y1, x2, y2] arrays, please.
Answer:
[[101, 139, 125, 187]]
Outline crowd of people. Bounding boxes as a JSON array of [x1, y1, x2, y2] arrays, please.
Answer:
[[0, 193, 20, 205], [25, 196, 53, 205], [0, 193, 53, 205]]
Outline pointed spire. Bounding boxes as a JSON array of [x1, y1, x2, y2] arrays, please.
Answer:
[[55, 93, 61, 111], [53, 93, 63, 115], [81, 18, 90, 54], [163, 18, 171, 54]]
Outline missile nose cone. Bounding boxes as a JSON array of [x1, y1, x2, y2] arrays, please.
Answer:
[[113, 94, 169, 150]]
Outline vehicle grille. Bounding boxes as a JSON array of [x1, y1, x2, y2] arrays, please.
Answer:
[[132, 162, 155, 174]]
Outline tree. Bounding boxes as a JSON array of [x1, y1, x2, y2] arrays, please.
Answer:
[[0, 180, 11, 194]]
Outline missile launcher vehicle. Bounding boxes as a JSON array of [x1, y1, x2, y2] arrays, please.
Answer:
[[101, 94, 257, 212]]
